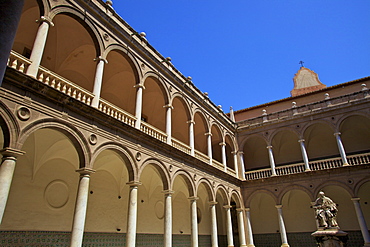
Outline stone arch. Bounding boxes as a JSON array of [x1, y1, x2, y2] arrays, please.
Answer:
[[354, 177, 370, 197], [171, 95, 192, 145], [215, 184, 229, 237], [90, 143, 136, 182], [210, 123, 223, 164], [0, 102, 20, 148], [315, 180, 354, 198], [100, 46, 141, 116], [230, 190, 243, 208], [356, 180, 370, 228], [18, 118, 89, 168], [196, 178, 215, 202], [196, 178, 214, 234], [241, 134, 270, 171], [303, 121, 339, 160], [139, 158, 170, 191], [338, 113, 370, 154], [277, 184, 314, 204], [171, 170, 196, 197], [245, 189, 278, 207], [215, 184, 229, 205], [270, 127, 302, 166], [225, 133, 235, 169], [193, 109, 209, 155]]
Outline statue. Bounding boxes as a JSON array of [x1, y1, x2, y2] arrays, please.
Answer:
[[313, 191, 338, 228]]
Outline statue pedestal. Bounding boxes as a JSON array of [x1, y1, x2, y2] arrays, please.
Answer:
[[312, 228, 348, 247]]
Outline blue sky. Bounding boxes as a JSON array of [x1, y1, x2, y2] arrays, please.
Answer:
[[113, 1, 369, 112]]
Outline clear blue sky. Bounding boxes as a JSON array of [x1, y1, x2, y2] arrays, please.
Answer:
[[113, 1, 370, 112]]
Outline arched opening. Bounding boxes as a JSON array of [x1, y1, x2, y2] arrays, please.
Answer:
[[358, 181, 370, 229], [172, 97, 190, 145], [12, 0, 41, 58], [340, 115, 370, 154], [211, 125, 223, 164], [242, 135, 269, 171], [101, 50, 138, 116], [194, 112, 208, 155], [225, 135, 234, 170], [197, 182, 213, 244], [42, 13, 98, 92], [142, 77, 167, 132], [215, 188, 227, 245], [304, 123, 338, 160], [0, 128, 80, 231], [271, 130, 302, 166], [85, 149, 130, 233]]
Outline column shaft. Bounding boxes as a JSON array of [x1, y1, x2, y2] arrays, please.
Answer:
[[206, 133, 213, 165], [267, 146, 277, 176], [134, 85, 144, 129], [210, 202, 218, 247], [164, 191, 173, 247], [165, 105, 173, 144], [245, 208, 255, 247], [27, 17, 52, 78], [220, 143, 227, 172], [0, 156, 17, 223], [91, 57, 107, 108], [189, 121, 195, 156], [276, 205, 289, 247], [233, 152, 239, 178], [190, 197, 199, 247], [236, 209, 247, 247], [298, 139, 310, 171], [70, 169, 95, 247], [239, 152, 246, 180], [334, 132, 348, 165], [126, 183, 140, 247], [352, 198, 370, 246], [224, 206, 234, 247]]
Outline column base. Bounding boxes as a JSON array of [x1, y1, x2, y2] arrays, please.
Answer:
[[247, 245, 255, 247], [305, 169, 311, 172], [343, 163, 349, 166], [281, 243, 290, 247]]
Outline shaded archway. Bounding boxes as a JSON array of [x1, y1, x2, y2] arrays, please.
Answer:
[[172, 96, 190, 145], [211, 124, 223, 164], [215, 186, 228, 246], [242, 135, 269, 170], [194, 111, 208, 155], [339, 115, 370, 154], [271, 129, 301, 166], [225, 134, 235, 170]]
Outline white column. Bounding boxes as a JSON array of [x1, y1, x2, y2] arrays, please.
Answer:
[[232, 151, 239, 178], [164, 104, 173, 145], [188, 120, 195, 156], [224, 205, 234, 247], [134, 84, 145, 129], [244, 208, 255, 247], [27, 16, 54, 78], [275, 205, 289, 247], [189, 197, 199, 247], [267, 146, 277, 176], [163, 190, 174, 247], [238, 151, 246, 180], [298, 139, 310, 171], [334, 132, 348, 165], [70, 168, 95, 247], [209, 201, 218, 247], [220, 142, 227, 172], [351, 198, 370, 246], [126, 181, 141, 247], [91, 56, 108, 108], [236, 208, 247, 247], [0, 148, 24, 223], [206, 133, 213, 165]]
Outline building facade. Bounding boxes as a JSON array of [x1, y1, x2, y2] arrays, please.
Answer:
[[0, 0, 369, 246]]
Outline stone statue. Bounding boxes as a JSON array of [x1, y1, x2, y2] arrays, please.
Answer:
[[313, 191, 338, 228]]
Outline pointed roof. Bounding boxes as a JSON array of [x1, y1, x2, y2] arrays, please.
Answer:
[[291, 67, 326, 97]]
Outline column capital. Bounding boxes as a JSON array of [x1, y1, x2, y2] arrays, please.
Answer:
[[163, 104, 173, 109], [208, 201, 218, 206], [188, 196, 199, 201], [187, 120, 195, 124], [134, 84, 145, 90], [126, 181, 142, 187], [204, 132, 212, 136], [76, 167, 95, 176], [334, 132, 341, 136], [267, 145, 273, 149], [298, 139, 305, 143], [245, 207, 251, 212], [94, 56, 108, 64], [223, 205, 232, 209], [0, 148, 25, 158], [162, 190, 174, 195], [231, 150, 238, 155], [351, 197, 361, 202], [275, 204, 283, 209], [237, 151, 244, 155], [219, 142, 226, 146], [236, 208, 244, 212], [37, 16, 54, 26]]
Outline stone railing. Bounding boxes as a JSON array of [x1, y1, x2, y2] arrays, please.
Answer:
[[195, 150, 210, 164], [98, 99, 137, 127], [38, 66, 94, 106], [245, 153, 370, 180], [172, 138, 191, 155], [8, 51, 31, 73], [239, 90, 370, 127], [226, 167, 237, 176], [212, 159, 225, 171], [140, 121, 168, 143]]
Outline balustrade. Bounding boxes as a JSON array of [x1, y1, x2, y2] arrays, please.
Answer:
[[172, 138, 191, 155]]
